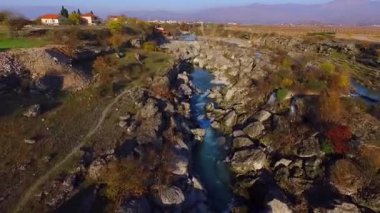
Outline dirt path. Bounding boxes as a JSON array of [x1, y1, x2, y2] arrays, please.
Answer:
[[14, 89, 131, 213]]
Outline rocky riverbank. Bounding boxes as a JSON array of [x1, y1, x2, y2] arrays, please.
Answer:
[[164, 36, 380, 212], [9, 34, 380, 212], [28, 60, 224, 212]]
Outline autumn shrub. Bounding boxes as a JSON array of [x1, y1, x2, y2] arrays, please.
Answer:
[[325, 125, 352, 154], [270, 124, 309, 155], [281, 57, 293, 71], [108, 33, 125, 50], [280, 77, 294, 88], [150, 84, 173, 100], [93, 56, 115, 85], [256, 76, 275, 96], [318, 91, 344, 123], [149, 76, 174, 100], [329, 73, 350, 93], [99, 158, 150, 203], [143, 41, 157, 52], [330, 159, 364, 195]]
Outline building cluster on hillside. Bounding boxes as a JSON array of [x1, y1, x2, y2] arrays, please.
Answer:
[[40, 12, 99, 26], [147, 20, 205, 25]]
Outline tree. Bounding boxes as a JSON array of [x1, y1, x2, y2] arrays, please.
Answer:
[[107, 17, 126, 34], [68, 12, 83, 25], [77, 9, 81, 15], [108, 33, 125, 51], [60, 6, 69, 18], [0, 11, 11, 23]]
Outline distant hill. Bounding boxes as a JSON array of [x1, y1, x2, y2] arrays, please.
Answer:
[[0, 6, 72, 19], [2, 0, 380, 25], [126, 0, 380, 25]]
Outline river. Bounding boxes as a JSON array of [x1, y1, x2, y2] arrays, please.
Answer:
[[351, 80, 380, 105], [190, 68, 232, 212]]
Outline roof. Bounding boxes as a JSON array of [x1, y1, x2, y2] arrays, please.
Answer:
[[41, 14, 60, 19], [81, 13, 96, 17]]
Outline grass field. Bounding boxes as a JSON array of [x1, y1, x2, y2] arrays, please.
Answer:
[[224, 24, 380, 42], [0, 38, 49, 50], [0, 25, 49, 50]]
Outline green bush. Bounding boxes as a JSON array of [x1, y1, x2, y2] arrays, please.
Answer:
[[281, 57, 293, 70], [107, 17, 126, 34], [321, 139, 334, 155], [320, 61, 335, 74], [276, 88, 289, 101], [143, 41, 157, 52], [306, 79, 328, 92]]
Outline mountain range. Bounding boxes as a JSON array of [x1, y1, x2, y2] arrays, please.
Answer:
[[2, 0, 380, 25], [125, 0, 380, 25]]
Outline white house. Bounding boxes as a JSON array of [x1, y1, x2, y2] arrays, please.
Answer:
[[41, 14, 60, 25], [81, 13, 99, 25]]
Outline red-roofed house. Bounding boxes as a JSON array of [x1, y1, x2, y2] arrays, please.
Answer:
[[81, 13, 99, 25], [41, 14, 60, 25]]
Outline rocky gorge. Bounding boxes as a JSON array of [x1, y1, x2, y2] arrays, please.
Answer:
[[161, 35, 380, 212], [3, 33, 380, 213]]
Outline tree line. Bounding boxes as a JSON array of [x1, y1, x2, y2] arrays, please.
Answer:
[[59, 6, 96, 25]]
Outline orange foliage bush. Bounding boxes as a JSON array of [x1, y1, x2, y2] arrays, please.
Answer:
[[318, 92, 344, 123], [93, 56, 114, 85], [149, 78, 174, 101], [328, 73, 350, 93], [325, 125, 352, 154], [100, 158, 150, 202], [108, 33, 125, 50]]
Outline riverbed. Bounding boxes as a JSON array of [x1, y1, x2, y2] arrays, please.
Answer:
[[190, 68, 232, 212]]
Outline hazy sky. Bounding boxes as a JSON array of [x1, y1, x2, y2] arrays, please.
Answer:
[[2, 0, 334, 10]]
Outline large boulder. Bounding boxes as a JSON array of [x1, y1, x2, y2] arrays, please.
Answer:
[[295, 135, 321, 158], [330, 159, 364, 196], [154, 186, 185, 206], [167, 154, 189, 176], [326, 202, 360, 213], [224, 110, 237, 128], [135, 98, 162, 145], [88, 159, 106, 180], [191, 128, 206, 141], [231, 149, 267, 174], [179, 84, 193, 97], [253, 110, 271, 122], [130, 38, 143, 48], [243, 122, 265, 139], [233, 137, 254, 150], [354, 176, 380, 212], [266, 199, 293, 213], [177, 72, 189, 84]]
